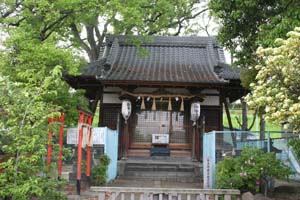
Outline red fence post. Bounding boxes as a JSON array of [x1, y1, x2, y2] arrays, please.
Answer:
[[86, 116, 92, 180], [57, 113, 65, 178], [76, 112, 84, 195]]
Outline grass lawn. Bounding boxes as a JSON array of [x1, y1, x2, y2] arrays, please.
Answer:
[[223, 109, 281, 134]]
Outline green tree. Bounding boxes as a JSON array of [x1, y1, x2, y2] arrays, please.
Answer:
[[0, 71, 68, 199], [246, 27, 300, 131], [0, 29, 88, 124], [209, 0, 300, 85], [209, 0, 300, 134], [1, 0, 206, 62]]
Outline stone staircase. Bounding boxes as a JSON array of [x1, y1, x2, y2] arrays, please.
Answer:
[[117, 158, 202, 183]]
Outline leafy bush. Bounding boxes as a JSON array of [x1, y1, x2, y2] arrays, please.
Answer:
[[216, 147, 292, 193], [90, 154, 110, 186], [289, 138, 300, 161]]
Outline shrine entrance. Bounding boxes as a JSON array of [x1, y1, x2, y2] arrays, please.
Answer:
[[127, 100, 193, 158]]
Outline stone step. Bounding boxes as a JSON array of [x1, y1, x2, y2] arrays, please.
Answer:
[[118, 159, 203, 183], [125, 165, 195, 172], [61, 171, 70, 181], [125, 171, 195, 177], [118, 175, 201, 183], [120, 170, 202, 183]]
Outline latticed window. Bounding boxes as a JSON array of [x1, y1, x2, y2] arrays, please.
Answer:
[[101, 105, 121, 130], [132, 101, 188, 144]]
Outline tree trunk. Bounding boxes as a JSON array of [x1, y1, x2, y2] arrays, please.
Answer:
[[241, 98, 248, 141], [241, 98, 248, 131], [223, 98, 237, 148], [260, 117, 266, 140]]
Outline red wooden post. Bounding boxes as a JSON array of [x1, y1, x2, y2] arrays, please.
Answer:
[[57, 113, 65, 178], [76, 112, 84, 195], [46, 118, 53, 169], [86, 116, 92, 178]]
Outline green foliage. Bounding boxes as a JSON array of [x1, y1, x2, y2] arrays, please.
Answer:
[[246, 27, 300, 131], [0, 75, 67, 199], [289, 139, 300, 161], [0, 0, 202, 198], [90, 154, 110, 186], [209, 0, 300, 87], [0, 24, 89, 124], [1, 0, 202, 62], [216, 147, 291, 192]]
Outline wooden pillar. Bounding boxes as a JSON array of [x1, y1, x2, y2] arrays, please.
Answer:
[[123, 123, 129, 158], [98, 89, 104, 127], [192, 122, 196, 161]]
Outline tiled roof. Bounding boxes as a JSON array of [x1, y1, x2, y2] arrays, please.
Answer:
[[214, 62, 240, 80], [82, 35, 239, 85]]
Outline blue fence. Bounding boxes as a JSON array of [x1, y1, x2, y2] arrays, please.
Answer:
[[203, 131, 300, 188], [103, 127, 119, 182]]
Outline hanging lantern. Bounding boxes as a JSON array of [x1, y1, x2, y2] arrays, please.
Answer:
[[122, 99, 132, 123], [190, 101, 201, 126]]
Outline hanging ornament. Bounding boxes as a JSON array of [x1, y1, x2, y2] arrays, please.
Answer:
[[180, 97, 184, 112], [121, 99, 132, 124], [190, 101, 201, 126], [141, 96, 145, 110], [151, 97, 156, 111], [168, 97, 172, 111]]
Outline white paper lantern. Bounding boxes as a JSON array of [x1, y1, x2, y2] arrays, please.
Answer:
[[122, 99, 132, 123], [190, 101, 201, 126]]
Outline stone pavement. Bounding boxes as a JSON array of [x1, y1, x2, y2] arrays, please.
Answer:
[[241, 179, 300, 200], [268, 179, 300, 200]]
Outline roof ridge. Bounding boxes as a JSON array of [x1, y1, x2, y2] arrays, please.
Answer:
[[105, 35, 219, 47]]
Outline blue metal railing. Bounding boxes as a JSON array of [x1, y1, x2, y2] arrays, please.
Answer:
[[203, 130, 300, 188]]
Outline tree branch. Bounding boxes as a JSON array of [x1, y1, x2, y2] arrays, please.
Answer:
[[235, 116, 242, 128], [174, 23, 183, 36], [70, 23, 92, 59], [97, 20, 109, 46], [7, 17, 25, 27], [148, 8, 209, 35], [85, 25, 98, 61], [247, 110, 257, 131], [1, 0, 23, 18], [171, 8, 209, 28], [40, 13, 71, 41]]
